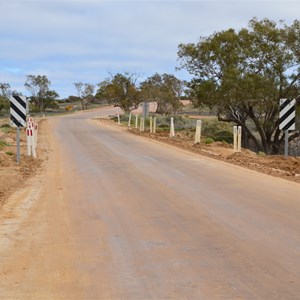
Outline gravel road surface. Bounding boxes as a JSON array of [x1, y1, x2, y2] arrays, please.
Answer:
[[1, 108, 300, 299]]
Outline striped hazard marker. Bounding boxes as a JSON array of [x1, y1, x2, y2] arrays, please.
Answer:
[[279, 98, 296, 131]]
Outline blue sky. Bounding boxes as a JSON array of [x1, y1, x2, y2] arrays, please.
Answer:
[[0, 0, 299, 98]]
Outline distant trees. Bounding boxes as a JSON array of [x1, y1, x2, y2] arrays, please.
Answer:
[[73, 82, 95, 110], [140, 73, 185, 114], [95, 72, 185, 114], [96, 72, 141, 113], [0, 83, 10, 113], [25, 75, 59, 113], [178, 18, 300, 154]]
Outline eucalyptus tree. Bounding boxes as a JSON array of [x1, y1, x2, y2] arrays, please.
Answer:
[[178, 18, 300, 154], [140, 73, 184, 114], [96, 72, 141, 113], [82, 83, 95, 109], [25, 75, 59, 113], [0, 83, 11, 113]]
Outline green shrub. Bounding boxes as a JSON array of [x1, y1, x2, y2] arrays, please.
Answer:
[[5, 151, 13, 156], [152, 115, 196, 131], [213, 130, 233, 144], [205, 137, 214, 144], [0, 140, 10, 149], [257, 151, 266, 156], [0, 123, 11, 134]]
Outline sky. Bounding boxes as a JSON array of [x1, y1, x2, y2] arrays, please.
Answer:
[[0, 0, 299, 98]]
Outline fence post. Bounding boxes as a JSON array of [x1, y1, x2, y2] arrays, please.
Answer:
[[194, 120, 202, 144]]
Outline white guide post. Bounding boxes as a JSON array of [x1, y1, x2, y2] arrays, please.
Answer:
[[135, 114, 139, 128], [194, 120, 202, 144], [237, 126, 242, 152], [128, 113, 132, 127], [153, 117, 156, 134], [233, 126, 238, 152], [149, 116, 153, 133], [140, 117, 145, 132], [170, 117, 175, 137], [117, 113, 121, 125]]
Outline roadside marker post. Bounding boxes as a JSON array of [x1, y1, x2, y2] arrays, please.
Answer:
[[26, 126, 33, 156], [142, 118, 145, 132], [153, 117, 156, 134], [233, 126, 242, 152], [170, 117, 175, 137], [233, 126, 237, 152], [26, 121, 37, 158], [238, 126, 242, 152], [117, 113, 121, 125], [128, 113, 132, 127], [194, 120, 202, 144], [149, 116, 153, 133], [135, 114, 138, 128], [140, 117, 145, 132]]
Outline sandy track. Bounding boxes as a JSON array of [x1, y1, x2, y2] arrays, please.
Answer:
[[1, 108, 300, 299]]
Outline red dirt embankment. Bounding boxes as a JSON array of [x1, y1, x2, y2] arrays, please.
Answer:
[[128, 128, 300, 183], [0, 121, 43, 207]]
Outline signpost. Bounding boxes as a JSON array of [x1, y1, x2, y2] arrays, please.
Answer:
[[279, 98, 296, 158], [9, 94, 27, 163]]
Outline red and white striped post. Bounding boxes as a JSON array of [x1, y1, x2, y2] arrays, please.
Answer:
[[26, 125, 33, 156], [26, 122, 37, 158]]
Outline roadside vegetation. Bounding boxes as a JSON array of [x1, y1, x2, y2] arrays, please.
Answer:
[[0, 17, 299, 155]]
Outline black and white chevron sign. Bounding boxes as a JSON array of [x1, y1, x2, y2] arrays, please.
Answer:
[[10, 95, 27, 127], [279, 98, 296, 131]]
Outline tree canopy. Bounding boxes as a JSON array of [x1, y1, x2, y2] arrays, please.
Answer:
[[73, 82, 95, 110], [140, 73, 184, 114], [178, 18, 300, 154], [25, 75, 59, 113], [0, 83, 10, 113], [96, 72, 141, 113]]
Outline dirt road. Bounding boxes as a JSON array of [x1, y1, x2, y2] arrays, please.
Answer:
[[1, 108, 300, 299]]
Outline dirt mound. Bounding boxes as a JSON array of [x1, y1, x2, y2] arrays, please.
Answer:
[[0, 122, 42, 208]]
